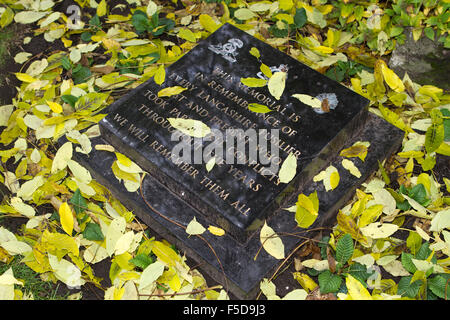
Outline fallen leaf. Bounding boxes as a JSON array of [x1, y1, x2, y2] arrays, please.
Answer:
[[278, 153, 297, 183], [59, 202, 74, 236], [292, 94, 322, 109], [342, 159, 361, 178], [185, 217, 206, 236], [268, 71, 287, 100], [259, 221, 285, 259], [360, 222, 399, 239], [168, 118, 211, 138], [208, 225, 225, 236]]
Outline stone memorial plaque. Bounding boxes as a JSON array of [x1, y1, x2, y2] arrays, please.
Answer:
[[99, 23, 369, 243], [74, 23, 404, 298]]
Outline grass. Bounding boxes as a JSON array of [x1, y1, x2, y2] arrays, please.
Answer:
[[0, 255, 70, 300], [0, 24, 14, 75]]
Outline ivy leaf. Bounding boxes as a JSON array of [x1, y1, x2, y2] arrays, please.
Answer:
[[83, 222, 104, 241], [335, 234, 354, 268], [318, 270, 342, 294]]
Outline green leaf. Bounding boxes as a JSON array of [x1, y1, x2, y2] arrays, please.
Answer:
[[70, 189, 87, 215], [416, 242, 432, 260], [425, 123, 444, 153], [397, 276, 422, 298], [129, 253, 154, 270], [318, 270, 342, 294], [81, 31, 92, 42], [347, 262, 372, 285], [82, 222, 105, 241], [428, 275, 450, 299], [61, 95, 79, 109], [424, 27, 435, 41], [89, 14, 101, 29], [61, 56, 72, 70], [132, 10, 150, 33], [335, 234, 353, 268], [440, 108, 450, 142], [401, 252, 417, 273], [72, 66, 92, 85], [294, 8, 307, 28]]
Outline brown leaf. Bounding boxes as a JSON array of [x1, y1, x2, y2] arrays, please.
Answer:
[[90, 65, 115, 74], [306, 287, 337, 300], [327, 247, 336, 273]]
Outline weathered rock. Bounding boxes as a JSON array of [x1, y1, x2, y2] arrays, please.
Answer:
[[389, 27, 450, 90]]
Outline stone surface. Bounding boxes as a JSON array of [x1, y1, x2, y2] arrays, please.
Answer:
[[76, 23, 406, 299], [99, 23, 369, 243], [76, 112, 403, 299], [389, 27, 450, 90]]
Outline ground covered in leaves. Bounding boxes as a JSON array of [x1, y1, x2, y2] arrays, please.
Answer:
[[0, 0, 449, 300]]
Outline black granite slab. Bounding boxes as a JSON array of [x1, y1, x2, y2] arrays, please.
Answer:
[[76, 112, 403, 299], [99, 23, 370, 244]]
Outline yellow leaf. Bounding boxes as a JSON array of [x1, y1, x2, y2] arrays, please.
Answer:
[[260, 63, 273, 79], [199, 14, 220, 33], [313, 45, 334, 54], [342, 159, 361, 178], [234, 8, 256, 20], [259, 221, 285, 260], [339, 141, 370, 161], [154, 65, 165, 85], [330, 170, 340, 190], [279, 0, 294, 11], [268, 71, 287, 100], [380, 62, 405, 93], [152, 241, 180, 266], [278, 152, 297, 184], [346, 274, 372, 300], [59, 202, 74, 236], [168, 118, 210, 138], [178, 28, 196, 42], [293, 272, 318, 292], [46, 100, 62, 113], [295, 192, 319, 228], [292, 93, 322, 109], [185, 217, 206, 236], [240, 77, 268, 87], [249, 47, 260, 58], [379, 105, 412, 133], [208, 225, 225, 236], [15, 73, 36, 83], [157, 86, 187, 97], [51, 142, 73, 173], [97, 0, 107, 17]]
